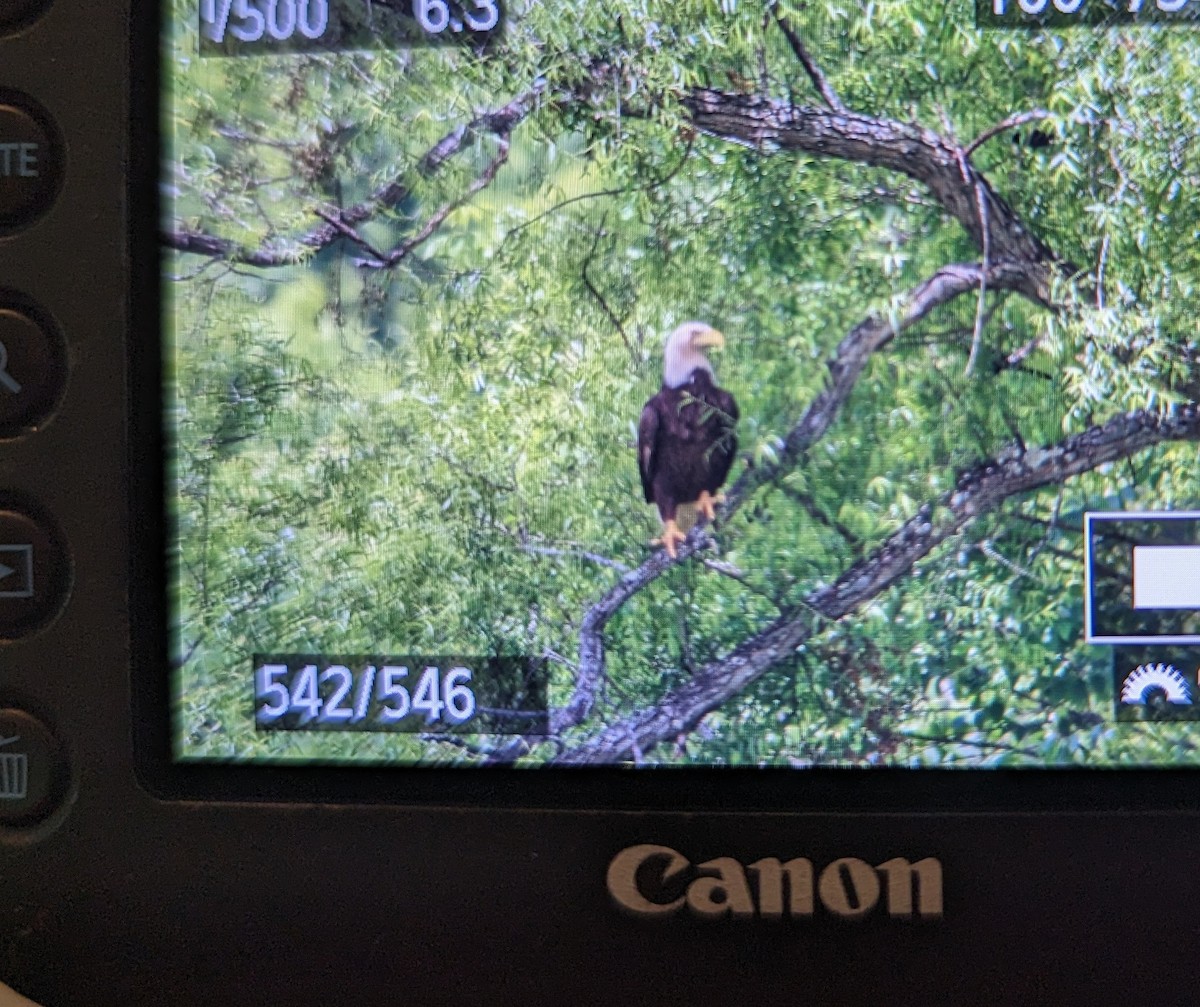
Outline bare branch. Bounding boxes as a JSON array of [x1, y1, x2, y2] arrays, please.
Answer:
[[977, 539, 1039, 583], [721, 263, 1031, 514], [700, 557, 748, 581], [769, 2, 847, 113], [359, 137, 511, 269], [1097, 233, 1111, 309], [162, 229, 306, 268], [170, 636, 204, 671], [994, 331, 1045, 374], [164, 85, 543, 267], [551, 405, 1200, 764], [964, 109, 1051, 157], [937, 106, 994, 379], [312, 207, 387, 262], [213, 124, 305, 150], [899, 731, 1038, 759], [965, 169, 991, 376], [778, 483, 862, 552], [522, 543, 631, 573], [543, 648, 578, 671], [580, 217, 637, 362], [417, 733, 538, 759]]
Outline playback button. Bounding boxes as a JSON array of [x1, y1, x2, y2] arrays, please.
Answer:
[[0, 92, 64, 232], [0, 503, 69, 639]]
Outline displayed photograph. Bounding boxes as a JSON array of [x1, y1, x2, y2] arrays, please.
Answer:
[[163, 0, 1200, 767]]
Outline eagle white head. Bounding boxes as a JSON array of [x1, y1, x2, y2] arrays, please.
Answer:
[[663, 321, 726, 389]]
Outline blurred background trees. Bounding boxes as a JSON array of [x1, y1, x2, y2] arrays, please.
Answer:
[[165, 0, 1200, 767]]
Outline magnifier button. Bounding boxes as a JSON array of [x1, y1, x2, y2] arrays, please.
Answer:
[[0, 304, 66, 435], [0, 344, 23, 395]]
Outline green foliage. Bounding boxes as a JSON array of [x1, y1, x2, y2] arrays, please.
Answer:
[[168, 0, 1200, 767]]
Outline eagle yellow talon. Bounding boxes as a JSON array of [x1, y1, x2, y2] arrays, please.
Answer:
[[652, 519, 688, 559], [696, 490, 723, 523]]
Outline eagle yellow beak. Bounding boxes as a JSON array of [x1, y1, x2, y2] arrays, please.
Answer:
[[694, 328, 725, 350]]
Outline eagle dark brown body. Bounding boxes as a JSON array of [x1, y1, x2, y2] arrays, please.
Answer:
[[638, 367, 739, 535]]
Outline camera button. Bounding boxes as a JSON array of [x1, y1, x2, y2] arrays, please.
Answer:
[[0, 301, 66, 435], [0, 708, 66, 827], [0, 504, 70, 639], [0, 0, 53, 34], [0, 92, 64, 232]]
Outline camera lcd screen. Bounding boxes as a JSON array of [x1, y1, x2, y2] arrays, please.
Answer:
[[162, 0, 1200, 769]]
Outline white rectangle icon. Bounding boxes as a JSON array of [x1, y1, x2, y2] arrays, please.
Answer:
[[1133, 546, 1200, 609]]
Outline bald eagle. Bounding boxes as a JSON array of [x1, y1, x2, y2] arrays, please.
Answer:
[[638, 322, 739, 558]]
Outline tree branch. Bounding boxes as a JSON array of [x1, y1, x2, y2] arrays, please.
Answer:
[[964, 109, 1051, 156], [769, 2, 846, 113], [357, 137, 511, 269], [579, 216, 638, 362], [680, 89, 1059, 298], [717, 263, 1032, 522], [551, 405, 1200, 764], [163, 85, 542, 267], [544, 259, 1033, 737], [964, 167, 991, 376], [778, 483, 862, 552], [522, 543, 631, 573], [313, 206, 387, 262]]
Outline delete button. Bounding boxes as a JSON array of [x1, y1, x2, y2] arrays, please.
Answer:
[[0, 91, 63, 232]]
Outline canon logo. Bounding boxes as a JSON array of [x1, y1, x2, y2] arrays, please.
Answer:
[[607, 845, 942, 920]]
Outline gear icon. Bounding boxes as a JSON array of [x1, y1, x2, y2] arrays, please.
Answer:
[[1120, 663, 1192, 705]]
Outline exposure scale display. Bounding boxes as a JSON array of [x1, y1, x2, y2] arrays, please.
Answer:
[[977, 0, 1200, 24], [198, 0, 503, 54]]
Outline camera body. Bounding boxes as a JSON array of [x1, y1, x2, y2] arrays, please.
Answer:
[[1, 3, 1198, 1004]]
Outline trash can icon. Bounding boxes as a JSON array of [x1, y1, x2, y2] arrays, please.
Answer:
[[0, 737, 27, 800]]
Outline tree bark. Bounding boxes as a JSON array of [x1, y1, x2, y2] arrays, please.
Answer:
[[162, 85, 543, 267], [681, 88, 1059, 301], [551, 405, 1200, 765], [552, 260, 1033, 734]]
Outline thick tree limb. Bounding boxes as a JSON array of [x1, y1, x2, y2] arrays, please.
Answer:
[[551, 405, 1200, 765], [169, 71, 1055, 306], [163, 230, 305, 267], [723, 262, 1031, 514], [548, 259, 1033, 735], [680, 89, 1058, 299], [163, 85, 542, 267]]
